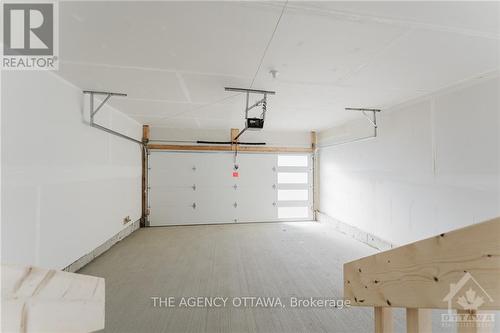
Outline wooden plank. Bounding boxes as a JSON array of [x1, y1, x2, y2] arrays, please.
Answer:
[[141, 125, 150, 227], [457, 310, 478, 333], [147, 144, 313, 153], [311, 131, 317, 151], [230, 128, 239, 144], [374, 307, 393, 333], [406, 308, 432, 333], [311, 131, 318, 220], [2, 264, 105, 333], [142, 124, 150, 143], [344, 217, 500, 310]]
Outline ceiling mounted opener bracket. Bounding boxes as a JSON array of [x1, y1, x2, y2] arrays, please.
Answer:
[[319, 107, 382, 148], [345, 107, 381, 137], [83, 90, 142, 145], [224, 87, 276, 142]]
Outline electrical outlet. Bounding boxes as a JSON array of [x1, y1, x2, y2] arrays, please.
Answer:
[[123, 216, 131, 225]]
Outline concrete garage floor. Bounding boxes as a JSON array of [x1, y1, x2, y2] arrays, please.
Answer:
[[80, 221, 405, 333]]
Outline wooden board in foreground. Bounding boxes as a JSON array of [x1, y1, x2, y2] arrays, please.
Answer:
[[2, 264, 105, 332], [344, 217, 500, 310]]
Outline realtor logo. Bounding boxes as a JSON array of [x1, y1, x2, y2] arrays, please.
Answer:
[[2, 1, 58, 70], [441, 272, 495, 328]]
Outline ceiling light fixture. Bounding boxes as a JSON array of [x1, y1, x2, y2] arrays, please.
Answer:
[[269, 69, 279, 79]]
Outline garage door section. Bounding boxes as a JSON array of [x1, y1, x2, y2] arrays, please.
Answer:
[[148, 151, 312, 226]]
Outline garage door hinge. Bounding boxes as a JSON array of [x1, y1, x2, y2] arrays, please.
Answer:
[[192, 202, 196, 209], [233, 202, 238, 208], [192, 184, 196, 191]]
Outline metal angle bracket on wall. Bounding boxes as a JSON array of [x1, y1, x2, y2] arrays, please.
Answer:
[[320, 107, 382, 148], [345, 107, 381, 136], [83, 90, 143, 145]]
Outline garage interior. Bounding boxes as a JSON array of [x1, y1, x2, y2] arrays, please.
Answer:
[[2, 1, 500, 333]]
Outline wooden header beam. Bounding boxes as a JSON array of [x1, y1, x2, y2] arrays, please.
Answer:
[[147, 144, 312, 153], [344, 216, 500, 310]]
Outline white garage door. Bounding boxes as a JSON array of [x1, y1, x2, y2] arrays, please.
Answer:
[[148, 151, 313, 226]]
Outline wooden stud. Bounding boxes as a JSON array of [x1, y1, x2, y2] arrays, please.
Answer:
[[311, 131, 317, 151], [142, 124, 150, 143], [406, 308, 432, 333], [230, 128, 239, 144], [311, 131, 318, 220], [141, 125, 150, 227], [374, 307, 393, 333]]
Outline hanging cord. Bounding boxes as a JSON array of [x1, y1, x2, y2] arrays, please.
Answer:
[[233, 143, 239, 170], [250, 0, 289, 87]]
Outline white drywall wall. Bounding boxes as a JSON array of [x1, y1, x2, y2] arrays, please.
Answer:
[[150, 127, 312, 147], [1, 70, 142, 270], [318, 76, 500, 245]]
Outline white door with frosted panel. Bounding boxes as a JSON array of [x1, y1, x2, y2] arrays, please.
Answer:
[[148, 151, 313, 226]]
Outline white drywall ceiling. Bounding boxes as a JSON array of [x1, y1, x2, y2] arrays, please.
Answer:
[[57, 1, 500, 131]]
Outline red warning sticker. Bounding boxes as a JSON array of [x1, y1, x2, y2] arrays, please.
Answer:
[[232, 172, 239, 177]]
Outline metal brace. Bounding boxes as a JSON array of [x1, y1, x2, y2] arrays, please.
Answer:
[[83, 90, 142, 145], [319, 107, 382, 148], [345, 107, 381, 136]]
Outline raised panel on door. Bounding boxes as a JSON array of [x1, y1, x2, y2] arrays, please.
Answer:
[[193, 187, 236, 224], [149, 188, 198, 226], [149, 152, 203, 187], [235, 187, 277, 222]]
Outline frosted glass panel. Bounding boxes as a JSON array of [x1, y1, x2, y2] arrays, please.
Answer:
[[278, 155, 308, 167], [278, 189, 308, 201], [277, 172, 308, 184]]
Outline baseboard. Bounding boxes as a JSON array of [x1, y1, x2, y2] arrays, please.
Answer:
[[63, 219, 140, 273], [317, 211, 394, 251]]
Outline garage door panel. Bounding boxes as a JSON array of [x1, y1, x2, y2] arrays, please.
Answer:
[[194, 188, 235, 223], [149, 187, 194, 203], [149, 170, 198, 187], [236, 189, 277, 222], [236, 155, 276, 186]]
